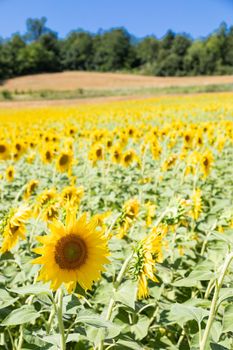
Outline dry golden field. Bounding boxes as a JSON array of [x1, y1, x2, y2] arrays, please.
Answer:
[[1, 71, 233, 92]]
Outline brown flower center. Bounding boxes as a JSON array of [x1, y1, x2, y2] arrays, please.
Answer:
[[114, 150, 120, 159], [46, 151, 51, 160], [15, 143, 21, 151], [0, 145, 6, 153], [10, 224, 20, 234], [54, 234, 87, 269], [96, 148, 102, 158], [203, 158, 209, 167], [124, 153, 132, 163], [59, 154, 69, 166]]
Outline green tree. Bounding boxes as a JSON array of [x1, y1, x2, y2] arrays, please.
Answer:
[[25, 17, 54, 42], [61, 31, 94, 70], [136, 36, 159, 65], [93, 29, 133, 71]]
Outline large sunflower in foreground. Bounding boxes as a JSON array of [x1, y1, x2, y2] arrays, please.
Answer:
[[32, 213, 109, 291]]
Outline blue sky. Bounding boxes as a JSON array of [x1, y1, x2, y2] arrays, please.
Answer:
[[0, 0, 233, 39]]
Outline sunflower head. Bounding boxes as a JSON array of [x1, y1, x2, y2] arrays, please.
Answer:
[[0, 142, 10, 160], [0, 206, 31, 253], [61, 186, 84, 208], [32, 213, 109, 292], [6, 166, 15, 182], [24, 180, 39, 200], [56, 151, 73, 172]]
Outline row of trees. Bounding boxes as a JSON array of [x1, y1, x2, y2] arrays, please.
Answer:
[[0, 18, 233, 80]]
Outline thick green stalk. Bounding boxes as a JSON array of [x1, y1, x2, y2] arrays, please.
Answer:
[[57, 288, 66, 350], [200, 252, 233, 350], [98, 252, 133, 350]]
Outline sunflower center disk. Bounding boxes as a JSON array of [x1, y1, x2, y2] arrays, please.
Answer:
[[55, 234, 87, 269], [59, 154, 69, 166]]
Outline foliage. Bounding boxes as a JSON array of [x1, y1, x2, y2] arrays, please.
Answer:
[[0, 94, 233, 349], [1, 20, 233, 80]]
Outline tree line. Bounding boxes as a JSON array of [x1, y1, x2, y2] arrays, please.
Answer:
[[0, 18, 233, 81]]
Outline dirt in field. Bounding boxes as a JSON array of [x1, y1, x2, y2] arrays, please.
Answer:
[[1, 71, 233, 92]]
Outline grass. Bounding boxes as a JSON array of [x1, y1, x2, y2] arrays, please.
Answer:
[[1, 83, 233, 102]]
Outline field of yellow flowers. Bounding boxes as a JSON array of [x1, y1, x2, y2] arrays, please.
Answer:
[[0, 93, 233, 350]]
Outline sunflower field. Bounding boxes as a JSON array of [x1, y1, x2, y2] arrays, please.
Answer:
[[0, 93, 233, 350]]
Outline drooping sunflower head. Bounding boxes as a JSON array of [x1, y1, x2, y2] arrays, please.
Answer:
[[123, 198, 140, 220], [0, 206, 31, 253], [61, 186, 84, 208], [131, 230, 163, 300], [24, 180, 39, 200], [32, 213, 109, 292]]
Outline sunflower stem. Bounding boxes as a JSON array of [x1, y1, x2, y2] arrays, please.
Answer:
[[200, 252, 233, 350], [98, 252, 133, 350], [57, 288, 66, 350]]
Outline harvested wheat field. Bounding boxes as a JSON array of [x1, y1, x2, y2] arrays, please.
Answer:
[[1, 71, 233, 92]]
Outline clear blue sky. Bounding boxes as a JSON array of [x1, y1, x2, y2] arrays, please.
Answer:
[[0, 0, 233, 39]]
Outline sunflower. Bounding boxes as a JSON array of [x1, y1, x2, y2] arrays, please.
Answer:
[[42, 202, 60, 222], [34, 188, 57, 216], [183, 130, 193, 148], [190, 188, 202, 221], [111, 144, 122, 164], [124, 198, 140, 220], [60, 186, 84, 208], [0, 142, 10, 160], [122, 149, 138, 167], [32, 213, 109, 291], [41, 147, 54, 164], [135, 231, 163, 299], [115, 199, 140, 239], [0, 206, 31, 253], [145, 201, 156, 227], [150, 140, 162, 160], [56, 151, 73, 173], [24, 180, 39, 200], [201, 150, 214, 178], [6, 165, 15, 182], [13, 140, 25, 157], [88, 144, 104, 165], [161, 154, 177, 172]]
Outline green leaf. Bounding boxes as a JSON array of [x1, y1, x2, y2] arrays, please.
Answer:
[[114, 280, 137, 309], [172, 277, 199, 287], [210, 321, 222, 343], [222, 304, 233, 333], [131, 316, 150, 340], [188, 265, 215, 281], [217, 288, 233, 307], [40, 335, 60, 346], [0, 289, 18, 310], [116, 339, 142, 350], [76, 315, 111, 328], [8, 283, 51, 296], [210, 343, 229, 350], [1, 305, 40, 326], [169, 304, 209, 326]]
